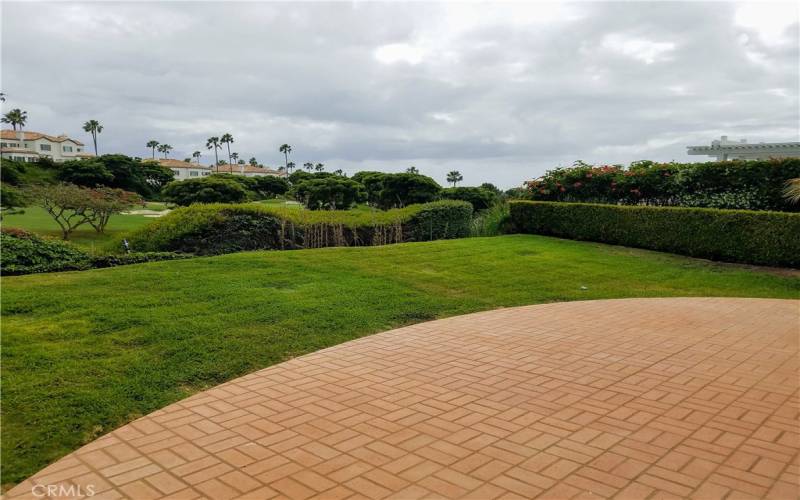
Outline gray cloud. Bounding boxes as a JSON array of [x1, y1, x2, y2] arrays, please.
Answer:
[[2, 1, 798, 188]]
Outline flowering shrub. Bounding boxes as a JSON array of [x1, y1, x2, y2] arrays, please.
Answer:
[[524, 158, 800, 211]]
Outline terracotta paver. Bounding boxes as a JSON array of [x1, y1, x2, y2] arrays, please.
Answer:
[[7, 298, 799, 499]]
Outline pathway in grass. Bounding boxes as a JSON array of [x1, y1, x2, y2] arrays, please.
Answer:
[[2, 235, 798, 486]]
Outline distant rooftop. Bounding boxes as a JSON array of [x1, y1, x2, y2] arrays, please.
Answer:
[[687, 135, 800, 160]]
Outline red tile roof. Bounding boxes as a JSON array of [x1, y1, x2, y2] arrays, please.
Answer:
[[1, 129, 85, 146]]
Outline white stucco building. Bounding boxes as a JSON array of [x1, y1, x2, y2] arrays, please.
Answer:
[[1, 129, 94, 163], [214, 164, 286, 178], [156, 159, 213, 179], [687, 136, 800, 161]]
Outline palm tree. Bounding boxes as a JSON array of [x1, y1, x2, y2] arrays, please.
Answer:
[[287, 161, 295, 173], [1, 109, 28, 135], [333, 169, 344, 176], [0, 93, 5, 102], [447, 170, 463, 187], [279, 144, 292, 171], [249, 157, 258, 166], [784, 179, 800, 204], [83, 119, 103, 155], [206, 137, 221, 172], [315, 163, 325, 172], [407, 166, 419, 174], [157, 144, 173, 159], [146, 140, 159, 159], [192, 151, 201, 163], [220, 133, 234, 165], [304, 162, 314, 172], [231, 152, 239, 164]]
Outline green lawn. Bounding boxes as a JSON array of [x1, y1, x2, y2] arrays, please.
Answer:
[[2, 235, 798, 486], [2, 206, 156, 252]]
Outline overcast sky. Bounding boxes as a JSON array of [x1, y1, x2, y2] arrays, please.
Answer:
[[2, 1, 798, 188]]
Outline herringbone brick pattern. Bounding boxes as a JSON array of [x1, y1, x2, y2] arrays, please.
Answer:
[[7, 298, 799, 499]]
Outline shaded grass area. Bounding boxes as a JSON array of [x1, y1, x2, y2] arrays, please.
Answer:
[[2, 206, 155, 252], [2, 235, 798, 486]]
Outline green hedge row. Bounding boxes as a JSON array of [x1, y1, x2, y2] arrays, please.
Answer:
[[509, 201, 800, 267], [125, 200, 473, 255], [0, 229, 187, 276]]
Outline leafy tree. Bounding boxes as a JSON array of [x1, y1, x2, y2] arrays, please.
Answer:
[[140, 161, 176, 192], [250, 175, 289, 198], [23, 184, 139, 239], [157, 144, 173, 159], [479, 182, 502, 195], [279, 144, 292, 171], [287, 161, 295, 172], [83, 120, 103, 155], [206, 137, 221, 171], [162, 176, 248, 206], [1, 185, 27, 217], [441, 187, 498, 211], [220, 133, 234, 165], [58, 160, 114, 187], [406, 166, 419, 174], [1, 108, 27, 131], [249, 157, 258, 166], [289, 170, 332, 185], [303, 162, 314, 172], [146, 140, 159, 159], [333, 169, 344, 176], [447, 170, 463, 187], [193, 151, 201, 163], [84, 187, 144, 233], [315, 163, 325, 172], [352, 171, 386, 206], [376, 173, 441, 209], [291, 177, 365, 210]]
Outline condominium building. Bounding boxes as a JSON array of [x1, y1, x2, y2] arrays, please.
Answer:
[[0, 129, 94, 163], [687, 136, 800, 161], [156, 159, 213, 179], [214, 164, 286, 177]]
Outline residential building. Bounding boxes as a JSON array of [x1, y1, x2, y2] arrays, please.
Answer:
[[1, 129, 94, 163], [687, 136, 800, 161], [214, 164, 286, 178], [156, 159, 213, 179]]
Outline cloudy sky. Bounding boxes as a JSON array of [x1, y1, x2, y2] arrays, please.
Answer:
[[2, 1, 798, 187]]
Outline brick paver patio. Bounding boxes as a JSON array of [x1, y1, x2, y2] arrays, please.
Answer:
[[7, 298, 799, 499]]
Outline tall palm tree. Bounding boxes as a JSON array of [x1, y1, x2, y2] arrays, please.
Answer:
[[784, 179, 800, 204], [2, 109, 28, 137], [333, 169, 344, 176], [192, 151, 201, 163], [206, 137, 221, 172], [220, 133, 234, 165], [249, 157, 258, 166], [157, 144, 173, 159], [315, 163, 325, 172], [304, 162, 314, 172], [447, 170, 463, 187], [146, 140, 159, 159], [279, 144, 292, 170], [406, 166, 419, 174], [287, 161, 295, 173], [83, 119, 103, 155], [231, 152, 239, 164]]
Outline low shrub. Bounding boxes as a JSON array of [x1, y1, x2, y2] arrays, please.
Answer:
[[509, 201, 800, 267], [125, 200, 472, 255], [441, 187, 498, 211], [162, 176, 249, 205], [90, 252, 188, 268], [1, 229, 91, 275]]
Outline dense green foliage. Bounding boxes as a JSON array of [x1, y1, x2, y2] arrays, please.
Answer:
[[524, 158, 800, 211], [441, 186, 498, 211], [58, 155, 174, 197], [351, 171, 442, 209], [125, 200, 472, 254], [1, 229, 91, 274], [510, 201, 800, 267], [291, 176, 366, 209], [3, 235, 797, 483], [162, 175, 249, 205]]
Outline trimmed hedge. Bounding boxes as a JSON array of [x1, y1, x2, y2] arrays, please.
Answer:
[[0, 228, 187, 275], [125, 200, 473, 255], [509, 201, 800, 267]]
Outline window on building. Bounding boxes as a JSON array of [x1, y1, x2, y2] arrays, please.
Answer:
[[190, 171, 199, 177], [40, 144, 52, 151], [63, 146, 73, 152], [171, 169, 180, 176], [202, 171, 210, 176]]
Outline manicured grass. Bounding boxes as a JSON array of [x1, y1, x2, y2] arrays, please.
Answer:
[[2, 206, 156, 252], [2, 235, 798, 486]]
